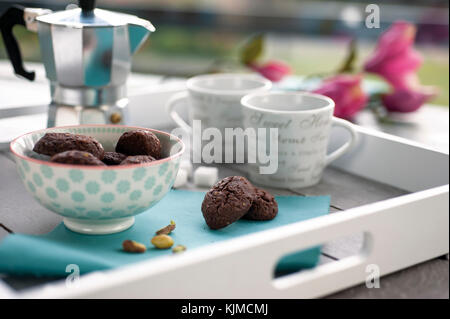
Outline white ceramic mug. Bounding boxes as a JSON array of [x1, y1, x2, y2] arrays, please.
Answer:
[[166, 73, 272, 135], [241, 91, 358, 188]]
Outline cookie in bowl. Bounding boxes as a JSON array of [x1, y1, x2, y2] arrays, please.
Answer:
[[10, 125, 185, 235]]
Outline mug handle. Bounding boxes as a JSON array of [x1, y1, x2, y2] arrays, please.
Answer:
[[325, 117, 358, 166], [166, 91, 192, 134]]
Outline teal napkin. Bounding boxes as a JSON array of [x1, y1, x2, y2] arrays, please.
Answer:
[[0, 190, 330, 277]]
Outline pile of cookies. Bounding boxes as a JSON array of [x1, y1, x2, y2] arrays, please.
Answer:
[[32, 129, 162, 166], [201, 176, 278, 230]]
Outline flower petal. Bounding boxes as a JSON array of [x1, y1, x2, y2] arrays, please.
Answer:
[[313, 74, 368, 119]]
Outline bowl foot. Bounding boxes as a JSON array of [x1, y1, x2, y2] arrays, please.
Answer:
[[63, 217, 135, 235]]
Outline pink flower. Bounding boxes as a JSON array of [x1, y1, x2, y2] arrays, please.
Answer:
[[365, 21, 417, 75], [365, 21, 422, 89], [364, 21, 436, 112], [367, 49, 422, 89], [313, 74, 368, 120], [249, 61, 291, 82], [383, 86, 437, 113]]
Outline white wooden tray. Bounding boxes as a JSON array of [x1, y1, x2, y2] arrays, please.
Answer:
[[2, 124, 447, 299]]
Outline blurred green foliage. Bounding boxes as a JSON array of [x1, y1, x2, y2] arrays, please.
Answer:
[[1, 25, 448, 106]]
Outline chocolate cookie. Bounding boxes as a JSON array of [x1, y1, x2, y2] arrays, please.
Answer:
[[244, 187, 278, 220], [50, 150, 106, 166], [102, 151, 127, 165], [119, 155, 156, 165], [33, 132, 104, 159], [115, 130, 161, 159], [201, 176, 256, 230]]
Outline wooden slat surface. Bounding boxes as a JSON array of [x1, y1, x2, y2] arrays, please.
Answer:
[[0, 226, 10, 239], [291, 168, 409, 209], [327, 257, 449, 299], [0, 154, 62, 237]]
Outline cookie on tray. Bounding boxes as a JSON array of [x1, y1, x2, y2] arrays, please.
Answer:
[[201, 176, 256, 230], [244, 187, 278, 220]]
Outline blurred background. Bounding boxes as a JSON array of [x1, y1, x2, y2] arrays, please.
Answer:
[[0, 0, 448, 105]]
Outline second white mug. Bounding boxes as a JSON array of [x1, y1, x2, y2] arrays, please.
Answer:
[[241, 91, 358, 188]]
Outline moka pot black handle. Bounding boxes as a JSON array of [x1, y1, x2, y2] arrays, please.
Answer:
[[0, 5, 35, 81]]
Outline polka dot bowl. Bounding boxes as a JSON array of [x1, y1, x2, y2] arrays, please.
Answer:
[[10, 125, 185, 235]]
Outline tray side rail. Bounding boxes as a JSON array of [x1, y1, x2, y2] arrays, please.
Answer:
[[20, 185, 448, 299], [329, 126, 449, 193]]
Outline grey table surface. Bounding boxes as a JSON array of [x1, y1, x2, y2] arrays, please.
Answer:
[[0, 69, 448, 298]]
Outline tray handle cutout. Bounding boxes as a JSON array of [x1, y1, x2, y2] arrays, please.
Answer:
[[272, 231, 373, 295]]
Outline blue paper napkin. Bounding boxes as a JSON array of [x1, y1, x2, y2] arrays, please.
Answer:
[[0, 190, 330, 277]]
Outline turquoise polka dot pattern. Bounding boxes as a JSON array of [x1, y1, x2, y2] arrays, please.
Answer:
[[101, 192, 115, 203], [101, 171, 116, 184], [116, 180, 130, 193], [129, 190, 142, 201], [144, 176, 156, 190], [112, 210, 125, 217], [56, 178, 69, 192], [40, 166, 53, 179], [41, 202, 54, 211], [46, 187, 58, 199], [165, 171, 173, 184], [22, 160, 30, 172], [17, 166, 25, 180], [153, 185, 163, 196], [63, 208, 77, 217], [27, 181, 36, 193], [33, 173, 43, 187], [85, 181, 100, 195], [11, 125, 184, 225], [69, 170, 84, 183], [133, 207, 146, 215], [147, 199, 158, 207], [71, 191, 85, 203], [132, 167, 146, 181], [87, 211, 101, 218], [158, 162, 169, 176]]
